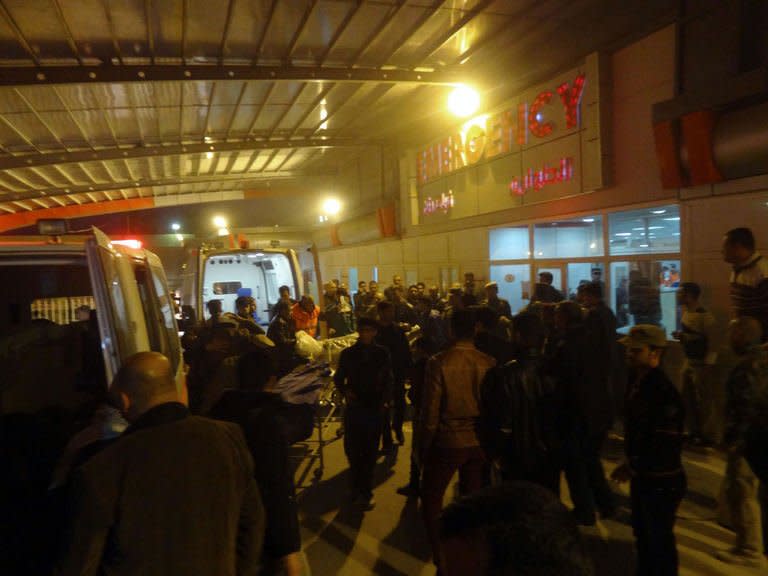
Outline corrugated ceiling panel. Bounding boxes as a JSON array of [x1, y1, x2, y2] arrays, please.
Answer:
[[70, 110, 113, 144], [181, 106, 207, 137], [104, 108, 141, 141], [321, 1, 398, 66], [55, 85, 101, 111], [289, 0, 351, 63], [353, 3, 437, 68], [259, 1, 316, 61], [0, 89, 30, 114], [5, 0, 75, 60], [151, 0, 184, 57], [158, 106, 181, 140], [109, 0, 154, 55], [223, 0, 274, 61], [184, 0, 230, 60]]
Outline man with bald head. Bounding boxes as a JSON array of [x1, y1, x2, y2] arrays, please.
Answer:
[[57, 351, 265, 576]]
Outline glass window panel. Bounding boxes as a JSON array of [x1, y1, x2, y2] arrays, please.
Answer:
[[610, 259, 680, 338], [608, 205, 680, 255], [489, 226, 530, 260], [533, 216, 603, 259], [490, 264, 531, 315]]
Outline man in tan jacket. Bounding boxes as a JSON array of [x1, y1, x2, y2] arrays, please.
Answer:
[[417, 307, 496, 575]]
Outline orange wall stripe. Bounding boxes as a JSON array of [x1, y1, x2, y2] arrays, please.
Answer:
[[681, 110, 723, 186], [0, 198, 155, 232], [652, 121, 685, 189]]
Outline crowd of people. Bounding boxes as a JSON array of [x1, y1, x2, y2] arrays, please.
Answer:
[[45, 227, 768, 576]]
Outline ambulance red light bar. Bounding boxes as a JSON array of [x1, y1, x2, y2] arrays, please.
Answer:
[[111, 239, 143, 250]]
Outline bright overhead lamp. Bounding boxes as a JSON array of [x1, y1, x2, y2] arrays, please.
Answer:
[[651, 209, 666, 214], [322, 198, 341, 216], [213, 215, 227, 228], [448, 85, 480, 117], [217, 228, 230, 237], [171, 222, 181, 231], [206, 151, 214, 160]]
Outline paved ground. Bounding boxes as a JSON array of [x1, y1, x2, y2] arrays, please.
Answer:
[[291, 420, 765, 576]]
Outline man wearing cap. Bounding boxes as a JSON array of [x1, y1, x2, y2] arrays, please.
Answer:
[[611, 325, 686, 576], [481, 282, 512, 320]]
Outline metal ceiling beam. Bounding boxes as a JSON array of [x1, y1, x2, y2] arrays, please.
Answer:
[[317, 0, 364, 66], [9, 169, 331, 202], [246, 81, 276, 134], [373, 0, 444, 67], [347, 0, 406, 66], [224, 81, 249, 140], [144, 0, 156, 65], [412, 0, 495, 65], [0, 63, 462, 87], [255, 0, 278, 61], [50, 0, 84, 65], [218, 0, 236, 64], [100, 0, 124, 65], [0, 137, 378, 171], [284, 0, 318, 64], [0, 0, 40, 65]]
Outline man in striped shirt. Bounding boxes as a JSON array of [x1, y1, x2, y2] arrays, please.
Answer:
[[723, 228, 768, 342]]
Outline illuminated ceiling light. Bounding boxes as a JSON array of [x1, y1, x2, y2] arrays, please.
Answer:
[[213, 215, 227, 228], [651, 209, 666, 214], [322, 198, 341, 215], [589, 242, 597, 249], [171, 222, 181, 231], [647, 226, 664, 230], [639, 244, 650, 248], [217, 228, 230, 237], [448, 85, 480, 117], [615, 232, 632, 237], [206, 151, 214, 160], [204, 136, 213, 143], [582, 218, 595, 223], [664, 216, 680, 221]]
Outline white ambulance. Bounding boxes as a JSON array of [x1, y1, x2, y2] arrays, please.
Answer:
[[197, 246, 304, 325], [0, 219, 185, 416]]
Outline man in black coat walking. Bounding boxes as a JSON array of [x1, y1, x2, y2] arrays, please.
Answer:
[[334, 317, 393, 509], [57, 352, 265, 576]]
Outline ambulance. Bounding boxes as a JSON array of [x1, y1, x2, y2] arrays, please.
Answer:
[[0, 219, 185, 573], [197, 245, 305, 325]]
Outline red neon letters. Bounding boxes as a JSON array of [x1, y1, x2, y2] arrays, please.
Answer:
[[416, 73, 587, 186], [528, 91, 554, 138], [508, 157, 575, 196], [557, 74, 586, 129]]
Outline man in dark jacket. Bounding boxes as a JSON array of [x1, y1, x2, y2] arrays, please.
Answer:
[[480, 312, 560, 493], [611, 325, 685, 576], [57, 352, 264, 576], [209, 348, 310, 576], [551, 300, 616, 525], [267, 300, 301, 378], [376, 300, 413, 448], [334, 317, 393, 509]]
